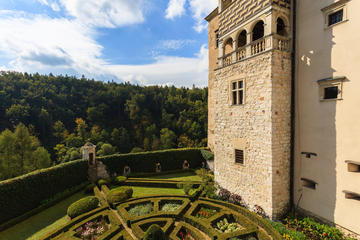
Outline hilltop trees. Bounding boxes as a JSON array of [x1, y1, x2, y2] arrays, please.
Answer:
[[0, 72, 208, 178]]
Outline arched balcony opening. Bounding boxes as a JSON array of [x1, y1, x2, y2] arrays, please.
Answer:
[[223, 38, 233, 66], [252, 21, 264, 41], [224, 38, 233, 55], [238, 30, 247, 48], [277, 17, 287, 36]]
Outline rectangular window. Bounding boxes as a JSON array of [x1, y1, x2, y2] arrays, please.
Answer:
[[328, 9, 343, 26], [235, 149, 244, 164], [231, 80, 244, 105]]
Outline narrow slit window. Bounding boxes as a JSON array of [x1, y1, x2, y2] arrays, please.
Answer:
[[344, 191, 360, 201], [301, 178, 317, 190], [346, 161, 360, 173], [231, 80, 244, 105], [215, 31, 220, 48], [328, 9, 343, 26], [324, 86, 339, 99], [235, 149, 244, 164]]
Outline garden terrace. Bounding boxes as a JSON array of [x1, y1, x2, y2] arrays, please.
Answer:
[[37, 174, 282, 240]]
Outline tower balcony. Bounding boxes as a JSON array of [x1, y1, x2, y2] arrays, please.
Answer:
[[217, 33, 291, 69]]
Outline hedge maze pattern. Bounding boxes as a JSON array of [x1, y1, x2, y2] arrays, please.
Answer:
[[42, 177, 282, 240]]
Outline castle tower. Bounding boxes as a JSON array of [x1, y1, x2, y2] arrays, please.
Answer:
[[206, 0, 292, 219]]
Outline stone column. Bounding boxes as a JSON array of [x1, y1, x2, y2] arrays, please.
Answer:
[[232, 39, 237, 62]]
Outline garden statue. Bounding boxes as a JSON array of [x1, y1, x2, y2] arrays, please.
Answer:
[[123, 166, 131, 177], [156, 163, 162, 173], [182, 160, 190, 169]]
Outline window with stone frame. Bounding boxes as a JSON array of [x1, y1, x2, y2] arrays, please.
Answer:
[[322, 0, 348, 28], [317, 76, 345, 101], [231, 80, 244, 105], [235, 149, 244, 164]]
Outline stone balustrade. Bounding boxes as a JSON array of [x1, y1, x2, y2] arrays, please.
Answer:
[[218, 34, 290, 68]]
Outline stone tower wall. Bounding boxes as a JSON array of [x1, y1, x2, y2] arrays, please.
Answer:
[[213, 50, 291, 218], [214, 52, 274, 215]]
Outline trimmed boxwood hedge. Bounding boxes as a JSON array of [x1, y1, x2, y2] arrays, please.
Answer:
[[0, 159, 88, 225], [106, 187, 133, 206], [143, 224, 166, 240], [67, 196, 100, 219]]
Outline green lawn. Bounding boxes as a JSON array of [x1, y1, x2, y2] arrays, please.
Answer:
[[149, 171, 202, 182], [132, 186, 185, 197], [0, 191, 89, 240]]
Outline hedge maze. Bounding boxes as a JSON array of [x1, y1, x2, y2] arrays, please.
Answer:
[[41, 176, 282, 240]]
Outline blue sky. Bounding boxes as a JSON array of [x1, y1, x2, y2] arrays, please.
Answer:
[[0, 0, 218, 87]]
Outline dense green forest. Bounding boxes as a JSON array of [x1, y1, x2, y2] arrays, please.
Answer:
[[0, 71, 207, 179]]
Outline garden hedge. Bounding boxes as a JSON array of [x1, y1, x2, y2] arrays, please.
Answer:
[[67, 196, 100, 219], [143, 224, 166, 240], [106, 187, 133, 206], [0, 159, 88, 225], [98, 148, 206, 175]]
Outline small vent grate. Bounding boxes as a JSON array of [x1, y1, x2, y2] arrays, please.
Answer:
[[235, 149, 244, 164]]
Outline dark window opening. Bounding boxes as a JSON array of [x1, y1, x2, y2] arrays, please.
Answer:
[[324, 86, 339, 99], [238, 30, 247, 48], [329, 9, 343, 26], [301, 178, 317, 189], [215, 31, 220, 48], [235, 149, 244, 164], [239, 90, 243, 105], [233, 91, 237, 105], [276, 18, 286, 36], [346, 161, 360, 173], [344, 191, 360, 201], [252, 21, 264, 41]]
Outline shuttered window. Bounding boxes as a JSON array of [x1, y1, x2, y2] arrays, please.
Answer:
[[235, 149, 244, 164]]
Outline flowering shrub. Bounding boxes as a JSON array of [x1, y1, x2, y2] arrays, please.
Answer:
[[75, 217, 109, 239], [178, 228, 195, 240], [285, 216, 348, 240], [218, 188, 231, 200], [253, 205, 268, 219], [268, 220, 306, 240], [195, 207, 218, 218]]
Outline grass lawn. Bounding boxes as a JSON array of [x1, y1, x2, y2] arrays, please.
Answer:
[[149, 171, 202, 182], [132, 186, 185, 197], [0, 191, 89, 240]]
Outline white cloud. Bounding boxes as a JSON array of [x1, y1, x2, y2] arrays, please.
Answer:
[[107, 44, 208, 87], [189, 0, 217, 32], [0, 11, 208, 87], [159, 39, 195, 50], [59, 0, 146, 28], [165, 0, 186, 20], [0, 12, 104, 75], [37, 0, 60, 11]]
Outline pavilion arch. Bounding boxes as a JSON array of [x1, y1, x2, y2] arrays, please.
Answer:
[[237, 30, 247, 48], [276, 16, 289, 36], [224, 37, 234, 55], [251, 20, 265, 41]]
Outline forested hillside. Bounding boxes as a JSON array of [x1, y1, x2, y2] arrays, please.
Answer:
[[0, 71, 207, 179]]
